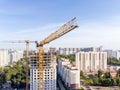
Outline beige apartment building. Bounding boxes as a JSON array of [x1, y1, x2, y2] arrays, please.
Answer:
[[76, 51, 107, 73]]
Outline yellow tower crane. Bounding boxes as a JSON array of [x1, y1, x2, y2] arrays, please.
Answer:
[[37, 17, 78, 90], [3, 40, 37, 90]]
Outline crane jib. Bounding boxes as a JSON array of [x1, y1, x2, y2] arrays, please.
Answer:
[[39, 18, 78, 46]]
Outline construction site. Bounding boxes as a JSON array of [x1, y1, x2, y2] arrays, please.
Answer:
[[30, 49, 57, 90], [29, 17, 78, 90], [1, 18, 78, 90], [1, 0, 120, 90]]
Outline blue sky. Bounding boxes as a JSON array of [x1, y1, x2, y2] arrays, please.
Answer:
[[0, 0, 120, 50]]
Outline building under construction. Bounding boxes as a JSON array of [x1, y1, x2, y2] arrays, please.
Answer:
[[29, 18, 78, 90], [30, 49, 57, 90]]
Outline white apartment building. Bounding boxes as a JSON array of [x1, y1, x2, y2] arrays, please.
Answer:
[[104, 50, 113, 58], [9, 50, 24, 63], [58, 58, 80, 89], [0, 49, 9, 67], [59, 48, 81, 55], [104, 50, 120, 60], [30, 52, 57, 90], [81, 46, 103, 52], [76, 51, 107, 73], [112, 51, 120, 60], [0, 49, 24, 67], [59, 46, 103, 55]]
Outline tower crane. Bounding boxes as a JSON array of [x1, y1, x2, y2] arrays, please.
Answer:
[[3, 40, 38, 90], [37, 17, 78, 90], [1, 17, 78, 90]]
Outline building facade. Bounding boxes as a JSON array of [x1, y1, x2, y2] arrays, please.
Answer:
[[0, 49, 9, 67], [80, 46, 103, 52], [112, 51, 120, 60], [9, 49, 24, 63], [59, 46, 103, 55], [76, 51, 107, 73], [30, 51, 57, 90], [104, 50, 113, 58], [0, 49, 24, 67], [104, 50, 120, 60], [59, 48, 81, 55], [58, 58, 80, 89]]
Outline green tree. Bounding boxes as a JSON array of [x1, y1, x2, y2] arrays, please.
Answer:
[[98, 70, 102, 78], [107, 57, 120, 65], [0, 73, 6, 84], [80, 71, 86, 79], [6, 71, 11, 81], [117, 69, 120, 76], [57, 54, 75, 62], [79, 87, 85, 90], [0, 59, 28, 88], [104, 72, 112, 78], [93, 78, 98, 85], [80, 71, 84, 76], [116, 78, 120, 86], [101, 78, 111, 86], [111, 78, 117, 86], [0, 68, 4, 74]]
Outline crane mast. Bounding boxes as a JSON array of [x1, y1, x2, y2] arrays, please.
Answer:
[[37, 17, 78, 90]]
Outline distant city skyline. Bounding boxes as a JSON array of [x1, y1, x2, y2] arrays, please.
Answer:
[[0, 0, 120, 50]]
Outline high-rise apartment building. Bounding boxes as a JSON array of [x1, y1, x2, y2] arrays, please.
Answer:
[[58, 58, 80, 89], [0, 49, 24, 67], [112, 51, 120, 60], [59, 46, 103, 55], [9, 49, 24, 63], [104, 50, 120, 60], [80, 46, 103, 52], [76, 51, 107, 73], [0, 49, 9, 67], [30, 51, 57, 90], [59, 48, 81, 55]]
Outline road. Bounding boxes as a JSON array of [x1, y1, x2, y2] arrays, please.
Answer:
[[58, 77, 65, 90]]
